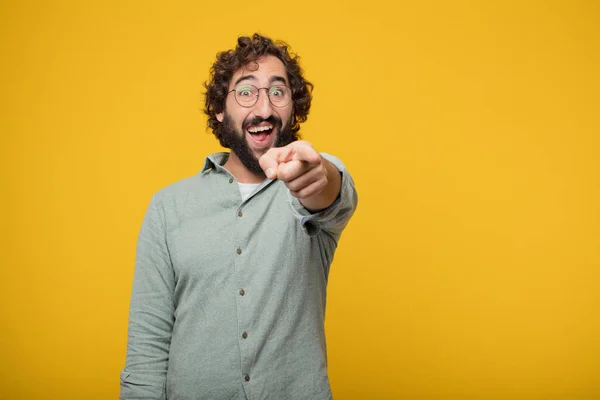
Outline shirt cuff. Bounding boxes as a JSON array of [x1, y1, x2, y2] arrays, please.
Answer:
[[287, 153, 347, 236]]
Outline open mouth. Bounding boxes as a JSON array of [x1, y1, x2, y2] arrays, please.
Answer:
[[247, 123, 274, 144]]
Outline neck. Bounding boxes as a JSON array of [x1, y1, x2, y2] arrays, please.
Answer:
[[223, 152, 266, 184]]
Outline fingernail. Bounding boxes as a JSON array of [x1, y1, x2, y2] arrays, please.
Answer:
[[266, 168, 274, 179]]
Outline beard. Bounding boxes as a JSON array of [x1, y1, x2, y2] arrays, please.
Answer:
[[219, 112, 298, 175]]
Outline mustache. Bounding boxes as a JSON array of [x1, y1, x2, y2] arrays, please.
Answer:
[[242, 116, 282, 131]]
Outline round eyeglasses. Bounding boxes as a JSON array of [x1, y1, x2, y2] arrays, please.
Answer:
[[228, 84, 292, 108]]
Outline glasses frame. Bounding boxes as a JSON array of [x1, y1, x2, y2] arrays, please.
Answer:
[[227, 84, 293, 108]]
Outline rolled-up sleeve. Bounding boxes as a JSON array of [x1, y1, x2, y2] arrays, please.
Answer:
[[288, 153, 358, 239], [121, 194, 175, 400]]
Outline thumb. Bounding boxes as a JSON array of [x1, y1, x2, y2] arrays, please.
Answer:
[[259, 148, 284, 179]]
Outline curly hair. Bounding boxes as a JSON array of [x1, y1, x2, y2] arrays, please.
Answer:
[[204, 33, 313, 147]]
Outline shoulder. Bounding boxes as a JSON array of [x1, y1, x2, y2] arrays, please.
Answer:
[[153, 152, 228, 202], [151, 174, 202, 202], [159, 173, 203, 194]]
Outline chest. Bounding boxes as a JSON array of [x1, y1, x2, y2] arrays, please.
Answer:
[[165, 184, 315, 291]]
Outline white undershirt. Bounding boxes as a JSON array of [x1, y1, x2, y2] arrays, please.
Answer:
[[238, 182, 261, 202]]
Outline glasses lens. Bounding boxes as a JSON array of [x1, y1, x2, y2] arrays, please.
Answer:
[[268, 86, 291, 107], [233, 84, 291, 107], [235, 85, 258, 106]]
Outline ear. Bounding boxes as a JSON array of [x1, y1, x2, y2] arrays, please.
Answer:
[[216, 112, 224, 122]]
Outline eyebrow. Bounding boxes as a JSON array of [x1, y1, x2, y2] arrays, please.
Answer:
[[269, 75, 288, 85], [233, 74, 288, 87]]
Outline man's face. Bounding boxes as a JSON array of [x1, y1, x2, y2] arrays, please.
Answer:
[[216, 55, 296, 174]]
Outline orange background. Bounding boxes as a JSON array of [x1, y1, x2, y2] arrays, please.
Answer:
[[1, 1, 599, 399]]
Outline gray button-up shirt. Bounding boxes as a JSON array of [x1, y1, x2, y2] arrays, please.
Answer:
[[120, 152, 358, 400]]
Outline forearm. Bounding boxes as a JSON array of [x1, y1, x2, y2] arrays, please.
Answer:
[[121, 298, 173, 399]]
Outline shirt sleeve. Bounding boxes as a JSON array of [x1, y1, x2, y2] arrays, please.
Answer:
[[287, 153, 358, 239], [120, 194, 175, 400]]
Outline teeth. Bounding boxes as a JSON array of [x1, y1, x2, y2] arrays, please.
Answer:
[[248, 125, 273, 133]]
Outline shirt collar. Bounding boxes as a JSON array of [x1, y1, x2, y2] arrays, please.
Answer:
[[201, 152, 230, 174], [201, 151, 275, 185]]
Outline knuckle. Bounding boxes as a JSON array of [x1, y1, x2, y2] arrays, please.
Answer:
[[286, 180, 299, 191], [315, 165, 325, 178], [320, 177, 328, 189], [280, 169, 294, 182]]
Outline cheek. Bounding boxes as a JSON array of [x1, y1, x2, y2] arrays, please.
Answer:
[[225, 102, 250, 126], [280, 106, 294, 126]]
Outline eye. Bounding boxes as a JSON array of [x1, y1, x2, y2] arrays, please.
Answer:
[[269, 87, 284, 97], [236, 85, 255, 97]]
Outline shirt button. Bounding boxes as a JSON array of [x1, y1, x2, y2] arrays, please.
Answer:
[[239, 289, 245, 296], [236, 248, 242, 255], [238, 210, 243, 217], [244, 375, 250, 382], [229, 177, 234, 183], [242, 331, 248, 339]]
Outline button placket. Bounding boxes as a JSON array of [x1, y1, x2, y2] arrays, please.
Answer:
[[233, 187, 253, 387]]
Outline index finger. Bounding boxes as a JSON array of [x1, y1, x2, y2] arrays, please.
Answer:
[[290, 141, 321, 166]]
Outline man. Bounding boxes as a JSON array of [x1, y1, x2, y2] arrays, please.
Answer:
[[120, 33, 357, 400]]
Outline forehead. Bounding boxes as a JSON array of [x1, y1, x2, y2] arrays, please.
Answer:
[[230, 55, 288, 88]]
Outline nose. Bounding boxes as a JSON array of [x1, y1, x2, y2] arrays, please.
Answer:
[[252, 89, 274, 119]]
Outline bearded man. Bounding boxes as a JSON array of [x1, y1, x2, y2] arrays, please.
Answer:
[[120, 33, 358, 400]]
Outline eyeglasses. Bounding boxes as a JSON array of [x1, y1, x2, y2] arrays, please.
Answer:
[[228, 84, 292, 108]]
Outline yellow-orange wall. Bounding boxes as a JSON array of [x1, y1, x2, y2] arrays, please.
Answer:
[[1, 1, 599, 399]]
